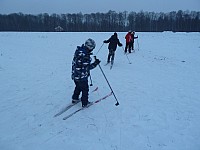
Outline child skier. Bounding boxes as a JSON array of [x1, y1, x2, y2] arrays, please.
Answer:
[[71, 38, 100, 107], [103, 32, 122, 65]]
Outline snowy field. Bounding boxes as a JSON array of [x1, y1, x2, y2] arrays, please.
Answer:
[[0, 32, 200, 150]]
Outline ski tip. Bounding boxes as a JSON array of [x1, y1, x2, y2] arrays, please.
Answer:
[[92, 86, 98, 92], [104, 63, 109, 66]]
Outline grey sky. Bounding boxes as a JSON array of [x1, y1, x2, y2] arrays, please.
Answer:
[[0, 0, 199, 14]]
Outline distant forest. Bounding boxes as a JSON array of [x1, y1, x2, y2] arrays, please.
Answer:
[[0, 10, 199, 32]]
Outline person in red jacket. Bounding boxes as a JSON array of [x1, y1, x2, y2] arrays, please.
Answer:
[[125, 30, 133, 53]]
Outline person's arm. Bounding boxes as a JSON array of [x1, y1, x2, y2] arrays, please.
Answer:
[[104, 38, 111, 43], [117, 39, 123, 47], [90, 57, 100, 70]]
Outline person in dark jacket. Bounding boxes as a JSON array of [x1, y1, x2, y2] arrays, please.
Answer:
[[103, 32, 122, 64], [130, 31, 138, 51], [71, 38, 100, 107]]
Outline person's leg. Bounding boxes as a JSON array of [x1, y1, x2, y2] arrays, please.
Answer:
[[111, 50, 115, 65], [107, 49, 113, 63], [107, 50, 111, 63], [130, 42, 133, 50], [72, 81, 81, 103], [125, 43, 128, 53], [80, 81, 89, 107], [128, 42, 132, 53]]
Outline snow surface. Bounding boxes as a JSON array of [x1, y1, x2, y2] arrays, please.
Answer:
[[0, 32, 200, 150]]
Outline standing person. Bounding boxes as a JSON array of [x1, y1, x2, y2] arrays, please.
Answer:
[[103, 32, 122, 65], [71, 38, 100, 107], [130, 31, 138, 51], [125, 30, 132, 53]]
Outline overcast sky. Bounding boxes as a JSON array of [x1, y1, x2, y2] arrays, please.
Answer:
[[0, 0, 199, 14]]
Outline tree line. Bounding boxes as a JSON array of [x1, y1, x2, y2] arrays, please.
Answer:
[[0, 10, 199, 32]]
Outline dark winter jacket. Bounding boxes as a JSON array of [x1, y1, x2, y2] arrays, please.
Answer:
[[104, 33, 122, 51], [131, 33, 138, 43], [71, 45, 97, 81]]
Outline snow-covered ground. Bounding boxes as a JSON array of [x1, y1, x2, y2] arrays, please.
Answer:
[[0, 32, 200, 150]]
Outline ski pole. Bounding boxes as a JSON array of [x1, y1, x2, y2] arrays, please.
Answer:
[[94, 56, 119, 106], [95, 43, 104, 55], [89, 75, 93, 86], [137, 37, 140, 51], [121, 47, 132, 64]]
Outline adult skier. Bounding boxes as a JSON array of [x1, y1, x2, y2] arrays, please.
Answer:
[[71, 38, 100, 107], [103, 32, 122, 65]]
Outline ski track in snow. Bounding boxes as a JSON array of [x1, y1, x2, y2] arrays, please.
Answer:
[[0, 32, 200, 150]]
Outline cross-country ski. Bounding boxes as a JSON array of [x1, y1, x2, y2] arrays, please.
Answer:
[[54, 87, 98, 117], [63, 92, 112, 120]]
